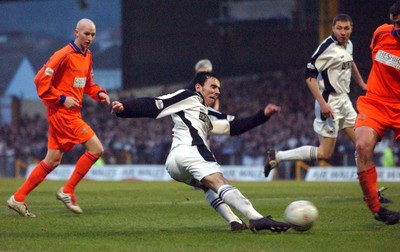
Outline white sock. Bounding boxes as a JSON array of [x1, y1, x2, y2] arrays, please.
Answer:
[[217, 184, 263, 220], [205, 189, 241, 223], [276, 146, 318, 162]]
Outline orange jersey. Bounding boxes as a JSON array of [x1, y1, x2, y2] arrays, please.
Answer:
[[366, 24, 400, 101], [356, 24, 400, 140], [34, 41, 106, 112]]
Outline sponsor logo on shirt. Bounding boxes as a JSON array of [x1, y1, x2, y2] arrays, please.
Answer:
[[73, 77, 87, 88], [199, 112, 208, 122], [375, 50, 400, 70], [341, 61, 353, 70], [199, 112, 213, 131]]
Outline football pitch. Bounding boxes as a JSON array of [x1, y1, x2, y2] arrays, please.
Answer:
[[1, 179, 399, 251]]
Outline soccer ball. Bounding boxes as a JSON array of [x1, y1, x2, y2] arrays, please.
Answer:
[[284, 200, 318, 232]]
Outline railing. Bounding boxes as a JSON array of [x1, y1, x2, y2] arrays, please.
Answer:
[[295, 160, 331, 181], [0, 156, 35, 178], [14, 159, 30, 178]]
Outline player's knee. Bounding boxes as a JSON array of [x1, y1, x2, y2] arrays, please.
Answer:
[[355, 141, 372, 159], [45, 159, 61, 169], [88, 146, 104, 157], [96, 148, 104, 157]]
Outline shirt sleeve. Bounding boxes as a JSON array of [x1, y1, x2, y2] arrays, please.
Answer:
[[305, 38, 334, 79], [229, 110, 268, 136], [210, 110, 269, 136], [116, 89, 197, 119], [116, 97, 161, 118], [34, 52, 66, 104]]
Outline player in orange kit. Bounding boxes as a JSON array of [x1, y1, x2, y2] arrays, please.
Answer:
[[355, 1, 400, 225], [7, 18, 110, 217]]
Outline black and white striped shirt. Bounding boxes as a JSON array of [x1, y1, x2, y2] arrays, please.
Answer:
[[305, 35, 354, 95]]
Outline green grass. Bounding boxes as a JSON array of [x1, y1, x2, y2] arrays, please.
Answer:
[[1, 179, 399, 252]]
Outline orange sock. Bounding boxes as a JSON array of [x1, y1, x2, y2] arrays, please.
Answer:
[[14, 161, 54, 202], [63, 152, 99, 194], [358, 166, 380, 213]]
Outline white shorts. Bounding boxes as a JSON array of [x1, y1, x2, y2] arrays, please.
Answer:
[[165, 144, 221, 185], [313, 93, 357, 138]]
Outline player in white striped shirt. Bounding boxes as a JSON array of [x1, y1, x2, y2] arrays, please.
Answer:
[[111, 71, 290, 233], [265, 14, 366, 175]]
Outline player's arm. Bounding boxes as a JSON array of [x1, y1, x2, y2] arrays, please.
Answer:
[[305, 60, 334, 119], [211, 104, 280, 136], [35, 52, 83, 108], [111, 98, 161, 118], [229, 104, 280, 135], [84, 80, 109, 104], [305, 76, 333, 119], [84, 80, 109, 106], [34, 55, 65, 104], [112, 89, 197, 119], [351, 62, 367, 91]]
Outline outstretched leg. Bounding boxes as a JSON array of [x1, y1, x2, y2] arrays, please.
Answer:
[[202, 173, 290, 233], [205, 189, 247, 231]]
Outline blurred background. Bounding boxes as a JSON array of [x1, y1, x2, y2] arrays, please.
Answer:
[[0, 0, 398, 179]]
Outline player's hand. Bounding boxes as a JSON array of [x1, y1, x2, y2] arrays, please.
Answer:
[[99, 92, 110, 105], [361, 84, 367, 91], [111, 101, 124, 114], [63, 96, 80, 109], [264, 104, 281, 117], [320, 102, 334, 119]]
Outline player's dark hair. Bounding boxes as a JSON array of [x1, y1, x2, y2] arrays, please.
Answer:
[[185, 71, 221, 91], [332, 13, 353, 26], [390, 1, 400, 16]]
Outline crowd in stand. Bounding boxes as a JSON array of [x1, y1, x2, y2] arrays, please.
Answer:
[[0, 70, 398, 177]]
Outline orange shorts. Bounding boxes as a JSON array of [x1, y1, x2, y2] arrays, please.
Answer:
[[355, 96, 400, 141], [47, 108, 95, 151]]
